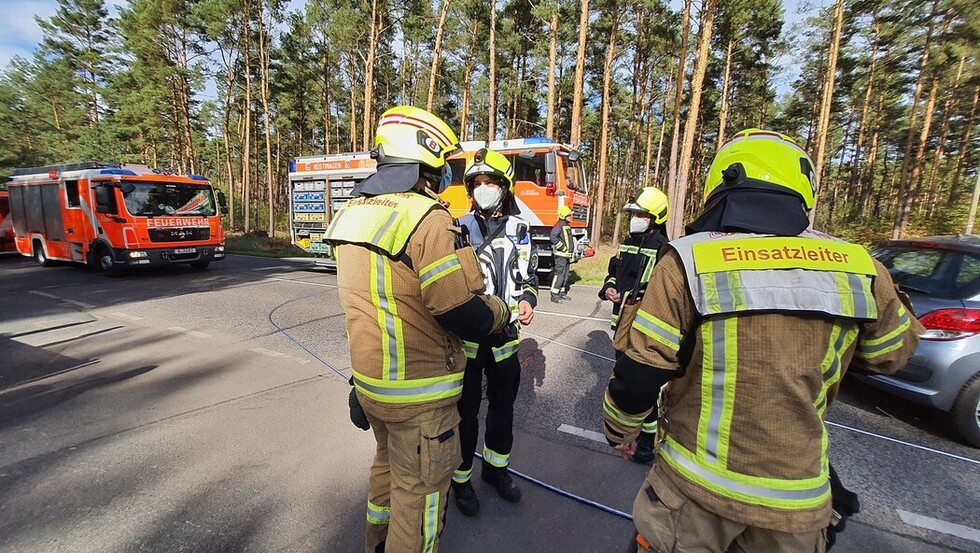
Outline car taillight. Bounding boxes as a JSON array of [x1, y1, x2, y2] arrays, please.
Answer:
[[918, 308, 980, 341]]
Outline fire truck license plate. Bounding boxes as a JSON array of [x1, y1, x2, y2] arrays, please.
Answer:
[[174, 248, 197, 254]]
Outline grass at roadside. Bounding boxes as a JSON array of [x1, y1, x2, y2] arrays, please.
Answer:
[[570, 244, 616, 286], [226, 233, 309, 258]]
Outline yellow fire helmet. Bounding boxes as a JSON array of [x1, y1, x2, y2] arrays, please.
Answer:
[[705, 128, 817, 210], [464, 148, 515, 190], [623, 187, 669, 225], [558, 205, 573, 219], [374, 106, 460, 191]]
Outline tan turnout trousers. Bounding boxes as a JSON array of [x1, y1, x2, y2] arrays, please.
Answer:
[[364, 402, 462, 553]]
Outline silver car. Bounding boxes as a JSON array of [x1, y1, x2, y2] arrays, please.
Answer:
[[858, 235, 980, 447]]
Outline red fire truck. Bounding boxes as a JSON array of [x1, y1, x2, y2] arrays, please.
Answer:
[[6, 162, 227, 275]]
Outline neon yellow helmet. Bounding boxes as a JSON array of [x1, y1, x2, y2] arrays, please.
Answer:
[[374, 105, 460, 172], [623, 187, 669, 225], [705, 129, 816, 210], [558, 205, 573, 219], [464, 148, 515, 190]]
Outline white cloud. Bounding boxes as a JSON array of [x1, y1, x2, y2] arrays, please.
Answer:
[[0, 0, 59, 69]]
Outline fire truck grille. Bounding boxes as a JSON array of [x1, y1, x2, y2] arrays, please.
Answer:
[[572, 205, 589, 223], [148, 227, 211, 243]]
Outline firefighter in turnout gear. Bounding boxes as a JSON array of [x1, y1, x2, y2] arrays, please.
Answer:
[[602, 129, 922, 553], [599, 187, 670, 466], [452, 148, 538, 516], [324, 106, 511, 553], [550, 205, 574, 303]]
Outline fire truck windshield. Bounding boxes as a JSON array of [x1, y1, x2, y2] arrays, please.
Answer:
[[121, 181, 217, 217]]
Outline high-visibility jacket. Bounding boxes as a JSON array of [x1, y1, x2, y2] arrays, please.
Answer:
[[600, 229, 670, 330], [457, 212, 538, 362], [550, 219, 574, 258], [325, 191, 505, 417], [603, 230, 922, 533]]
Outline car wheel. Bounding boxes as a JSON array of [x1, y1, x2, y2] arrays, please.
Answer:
[[189, 260, 210, 270], [951, 373, 980, 448], [34, 241, 53, 267]]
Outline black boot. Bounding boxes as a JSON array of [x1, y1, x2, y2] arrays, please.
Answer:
[[550, 293, 561, 303], [451, 480, 480, 517], [481, 462, 522, 503], [631, 432, 656, 466], [559, 290, 571, 300]]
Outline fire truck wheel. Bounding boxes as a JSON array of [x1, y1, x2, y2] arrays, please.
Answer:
[[189, 261, 210, 270], [94, 245, 123, 277], [33, 241, 53, 267]]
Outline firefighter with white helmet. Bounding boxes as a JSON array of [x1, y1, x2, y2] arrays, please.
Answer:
[[549, 204, 575, 302], [451, 148, 538, 516], [599, 186, 670, 465], [602, 129, 922, 552], [325, 106, 511, 553]]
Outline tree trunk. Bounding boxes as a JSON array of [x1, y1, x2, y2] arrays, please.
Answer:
[[322, 47, 331, 154], [892, 0, 938, 238], [570, 0, 590, 145], [459, 22, 477, 141], [652, 76, 671, 186], [967, 169, 980, 234], [362, 0, 381, 150], [950, 85, 980, 204], [242, 7, 253, 234], [898, 70, 941, 234], [426, 0, 452, 111], [222, 57, 236, 230], [593, 3, 620, 247], [924, 54, 965, 216], [258, 2, 275, 237], [716, 38, 734, 151], [348, 55, 358, 150], [665, 0, 692, 205], [488, 0, 498, 141], [546, 4, 558, 139], [848, 15, 879, 194], [809, 0, 845, 226], [668, 0, 715, 239]]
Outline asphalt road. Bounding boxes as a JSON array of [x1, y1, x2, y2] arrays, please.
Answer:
[[1, 254, 978, 553]]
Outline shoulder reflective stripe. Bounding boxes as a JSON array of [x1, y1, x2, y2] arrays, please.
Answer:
[[857, 308, 911, 360], [603, 390, 647, 426], [632, 310, 682, 351], [461, 340, 479, 359], [483, 446, 510, 467], [422, 491, 439, 553], [367, 500, 391, 525], [492, 339, 520, 362], [371, 253, 403, 381], [419, 253, 462, 290], [352, 372, 464, 404], [691, 237, 876, 275], [815, 323, 858, 415], [697, 317, 738, 465], [660, 438, 831, 509], [453, 468, 473, 483]]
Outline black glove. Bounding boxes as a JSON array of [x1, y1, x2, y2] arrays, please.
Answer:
[[348, 382, 370, 431], [827, 464, 860, 550]]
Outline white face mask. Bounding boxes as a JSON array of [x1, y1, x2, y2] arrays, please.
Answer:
[[473, 184, 504, 212], [629, 216, 651, 234]]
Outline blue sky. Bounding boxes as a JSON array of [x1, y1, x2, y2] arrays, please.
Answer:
[[1, 0, 815, 96]]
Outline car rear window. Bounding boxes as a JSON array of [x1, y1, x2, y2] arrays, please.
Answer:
[[873, 246, 980, 299]]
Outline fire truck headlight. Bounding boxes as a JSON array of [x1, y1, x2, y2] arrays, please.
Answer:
[[128, 250, 148, 259], [215, 245, 225, 253]]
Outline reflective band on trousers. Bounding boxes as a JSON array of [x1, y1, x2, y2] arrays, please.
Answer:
[[483, 446, 510, 467], [366, 500, 390, 525], [492, 339, 520, 362], [352, 372, 464, 404], [642, 420, 659, 434], [461, 340, 479, 360], [422, 491, 439, 553], [453, 468, 472, 483], [603, 390, 646, 427], [659, 438, 831, 509]]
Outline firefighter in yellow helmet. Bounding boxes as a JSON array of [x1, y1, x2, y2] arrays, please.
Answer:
[[451, 148, 538, 516], [602, 129, 922, 552], [599, 186, 670, 465], [549, 204, 575, 302], [324, 106, 511, 553]]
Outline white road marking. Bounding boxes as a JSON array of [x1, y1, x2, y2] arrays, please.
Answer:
[[825, 421, 980, 466], [169, 326, 210, 339], [250, 347, 310, 365], [270, 277, 338, 288], [524, 331, 616, 362], [897, 509, 980, 544], [63, 299, 95, 309], [557, 424, 607, 444], [110, 312, 144, 321], [29, 290, 59, 299], [535, 310, 609, 322]]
